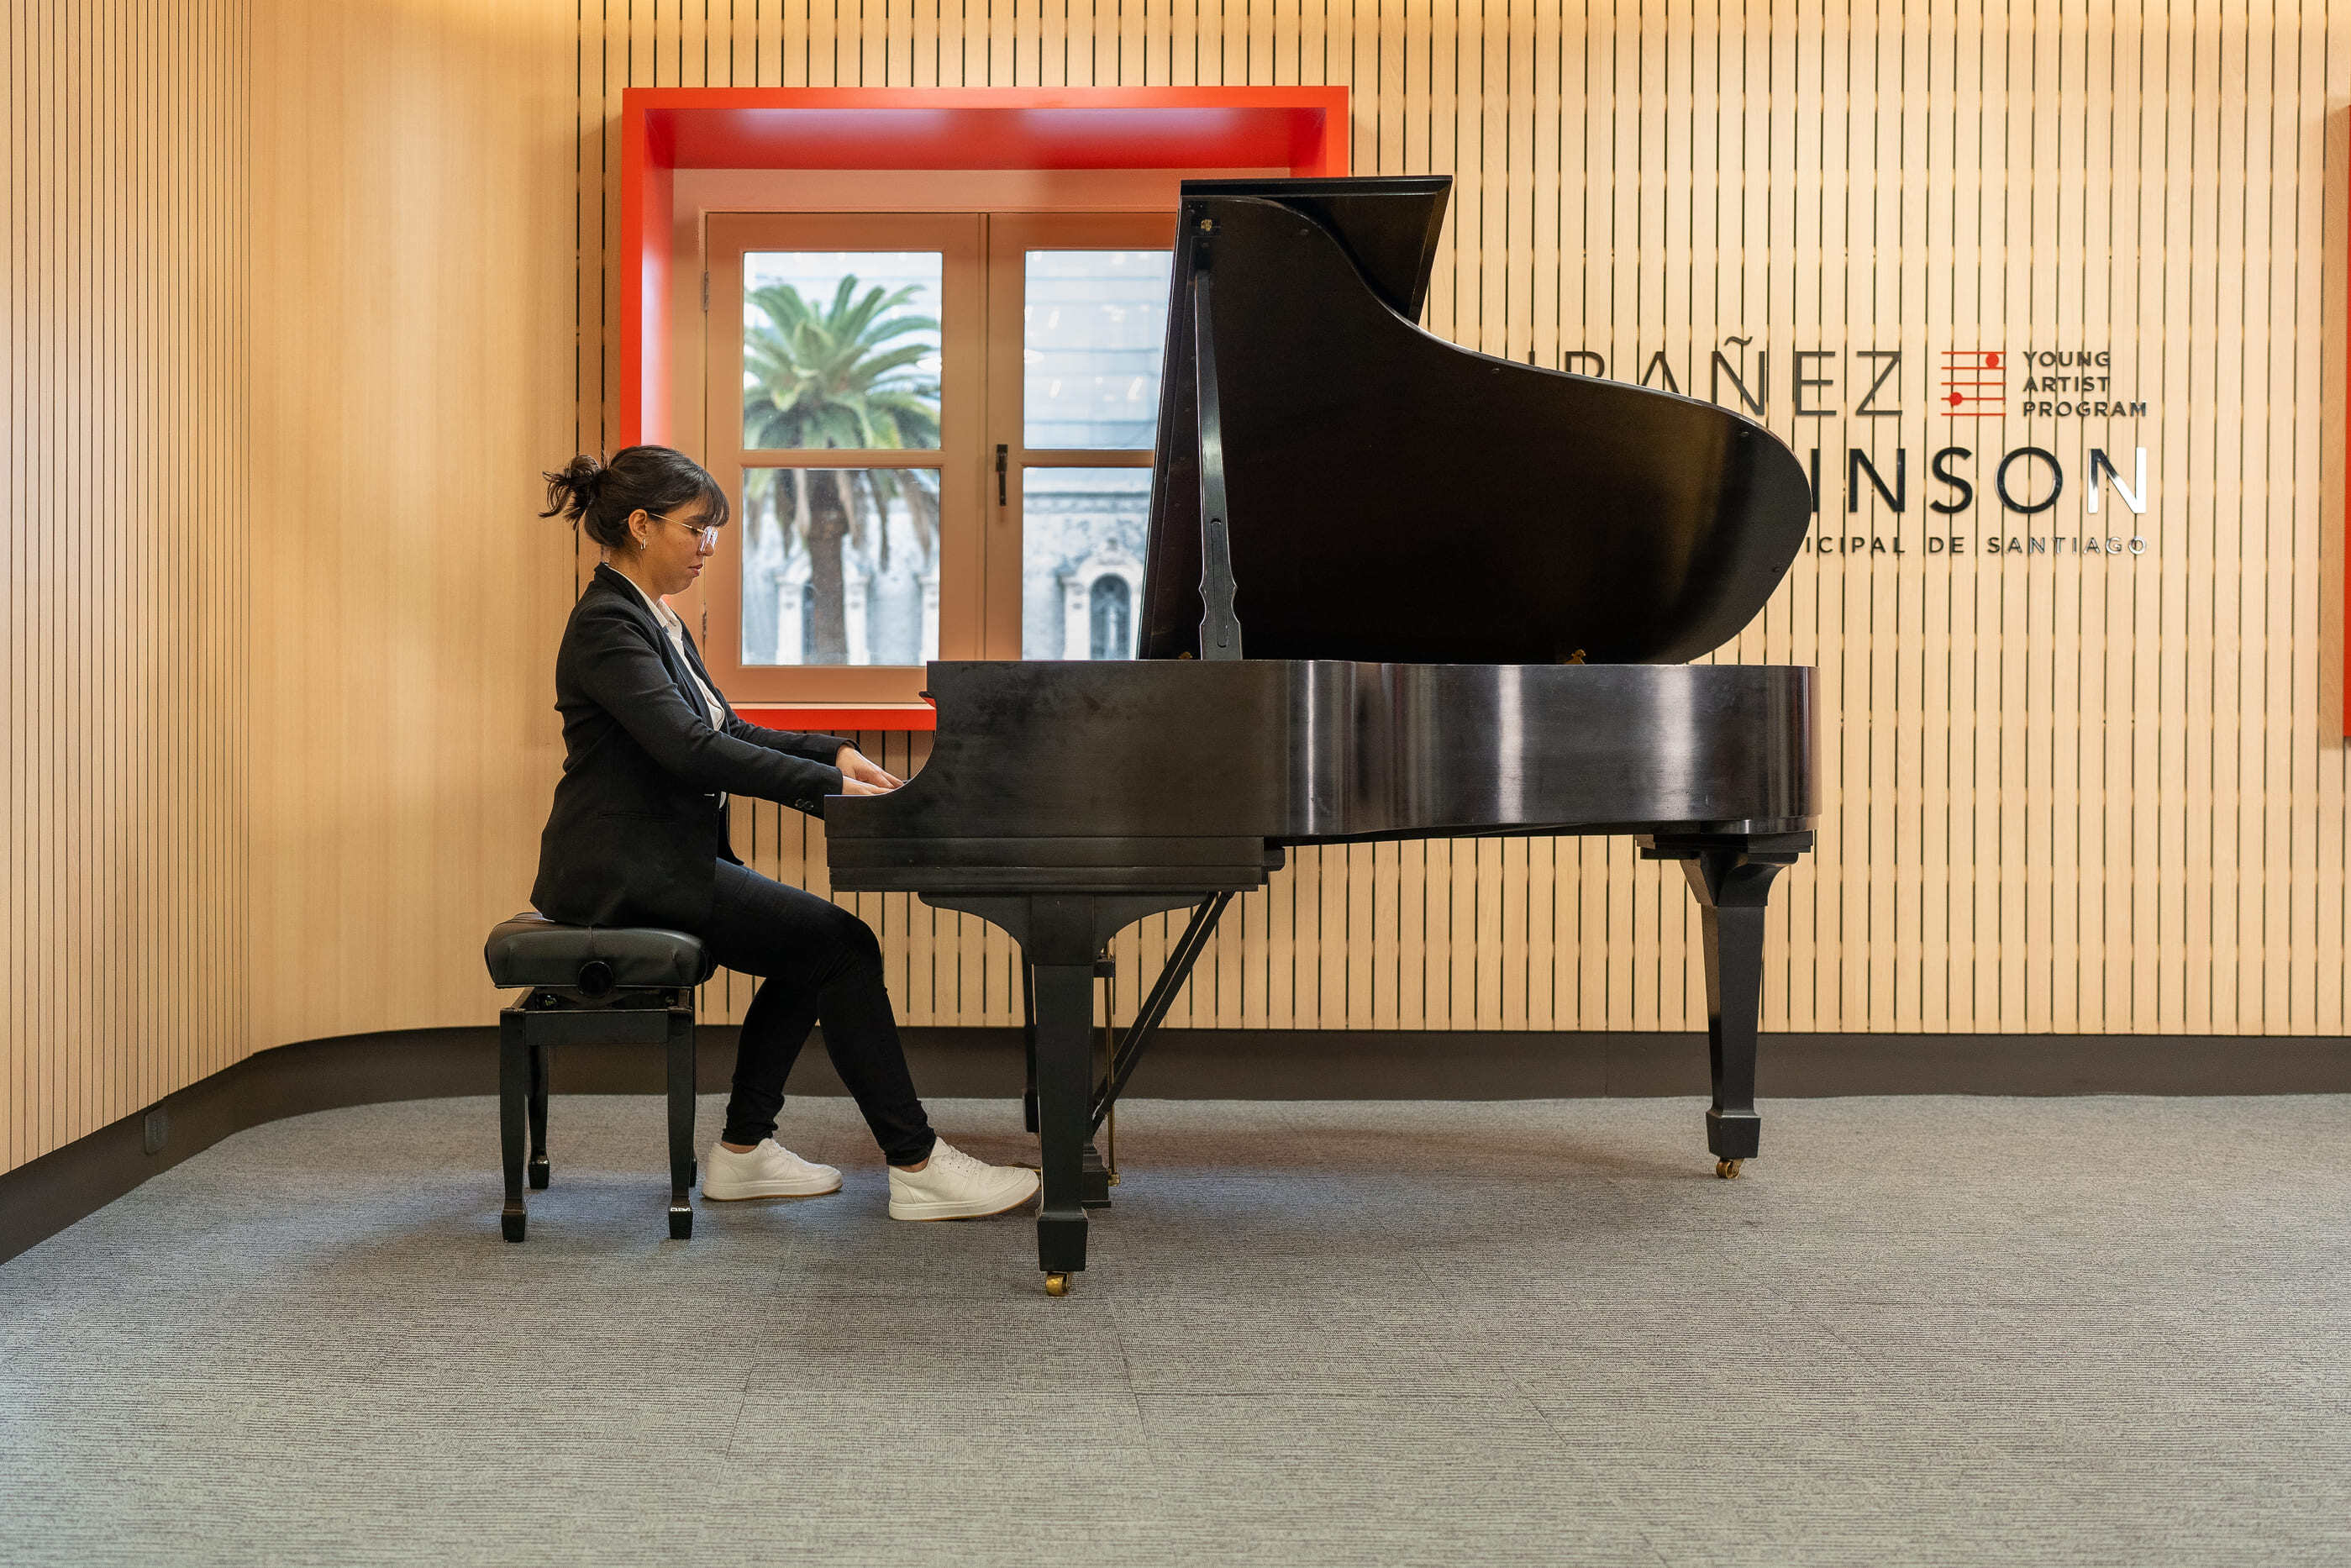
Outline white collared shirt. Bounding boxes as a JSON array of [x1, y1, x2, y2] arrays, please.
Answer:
[[618, 571, 729, 807]]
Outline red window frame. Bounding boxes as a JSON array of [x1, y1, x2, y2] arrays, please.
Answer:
[[617, 86, 1350, 730]]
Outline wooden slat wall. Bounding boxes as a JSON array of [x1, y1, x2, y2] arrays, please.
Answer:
[[242, 0, 576, 1057], [8, 2, 2348, 1181], [3, 0, 250, 1173], [4, 0, 578, 1178], [600, 4, 2351, 1037]]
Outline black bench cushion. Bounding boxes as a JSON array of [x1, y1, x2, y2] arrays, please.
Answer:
[[484, 913, 715, 991]]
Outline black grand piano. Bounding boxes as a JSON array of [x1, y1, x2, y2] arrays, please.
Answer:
[[827, 176, 1818, 1296]]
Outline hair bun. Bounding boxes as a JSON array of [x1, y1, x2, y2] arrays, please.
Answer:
[[539, 454, 606, 523]]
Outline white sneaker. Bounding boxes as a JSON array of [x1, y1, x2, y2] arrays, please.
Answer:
[[701, 1138, 842, 1200], [886, 1138, 1040, 1221]]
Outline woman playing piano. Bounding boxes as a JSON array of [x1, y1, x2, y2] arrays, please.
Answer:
[[531, 445, 1039, 1222]]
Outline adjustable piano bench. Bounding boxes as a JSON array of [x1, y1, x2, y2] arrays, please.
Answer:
[[481, 914, 716, 1243]]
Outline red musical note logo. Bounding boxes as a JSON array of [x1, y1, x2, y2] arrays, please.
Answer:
[[1941, 349, 2005, 417]]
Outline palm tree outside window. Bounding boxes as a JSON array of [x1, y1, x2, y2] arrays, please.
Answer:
[[741, 255, 943, 666]]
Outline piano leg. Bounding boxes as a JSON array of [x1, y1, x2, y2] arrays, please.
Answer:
[[923, 889, 1216, 1294], [1029, 960, 1097, 1292], [1028, 962, 1113, 1205], [1677, 845, 1792, 1178]]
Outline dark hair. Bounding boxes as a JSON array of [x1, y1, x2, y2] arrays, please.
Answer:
[[539, 445, 729, 550]]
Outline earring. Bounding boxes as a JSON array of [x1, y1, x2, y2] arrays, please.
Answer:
[[636, 539, 647, 550]]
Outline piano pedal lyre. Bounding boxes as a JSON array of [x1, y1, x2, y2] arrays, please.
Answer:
[[1074, 959, 1118, 1212], [1100, 960, 1118, 1187]]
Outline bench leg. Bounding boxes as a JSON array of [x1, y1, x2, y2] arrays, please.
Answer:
[[498, 1010, 529, 1241], [527, 1035, 551, 1189], [665, 1007, 695, 1239]]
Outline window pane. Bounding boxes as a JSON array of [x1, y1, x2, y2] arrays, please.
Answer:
[[739, 468, 939, 667], [1021, 468, 1151, 660], [1023, 250, 1171, 450], [743, 252, 943, 450]]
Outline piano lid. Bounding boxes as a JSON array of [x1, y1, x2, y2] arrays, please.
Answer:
[[1139, 176, 1813, 666]]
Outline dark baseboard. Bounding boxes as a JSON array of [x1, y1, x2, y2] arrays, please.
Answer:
[[3, 1024, 2344, 1266], [912, 1027, 2351, 1100]]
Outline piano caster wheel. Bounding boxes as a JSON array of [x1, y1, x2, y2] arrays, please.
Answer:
[[1715, 1159, 1744, 1180], [1044, 1272, 1070, 1297]]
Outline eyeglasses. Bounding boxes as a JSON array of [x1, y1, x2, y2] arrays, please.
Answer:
[[639, 509, 720, 551]]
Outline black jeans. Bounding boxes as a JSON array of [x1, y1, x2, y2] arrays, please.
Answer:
[[697, 858, 937, 1165]]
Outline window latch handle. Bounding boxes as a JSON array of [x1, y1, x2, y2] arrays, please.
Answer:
[[995, 445, 1008, 507]]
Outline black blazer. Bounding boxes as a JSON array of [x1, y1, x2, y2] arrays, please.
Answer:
[[531, 562, 848, 932]]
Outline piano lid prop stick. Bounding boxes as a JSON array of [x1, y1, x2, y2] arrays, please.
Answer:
[[1192, 229, 1243, 660]]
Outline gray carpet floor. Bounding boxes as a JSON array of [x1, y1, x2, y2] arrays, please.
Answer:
[[1, 1092, 2346, 1567]]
